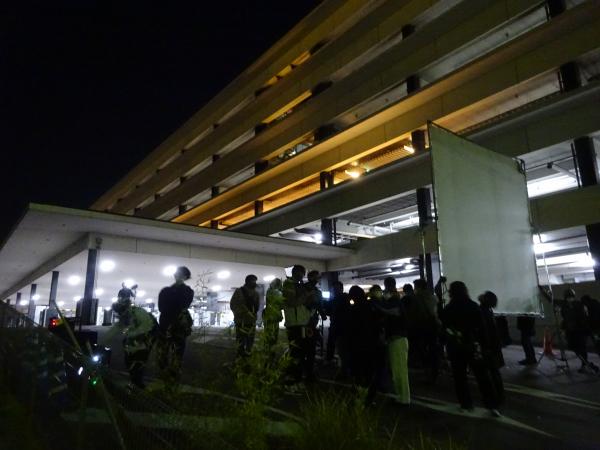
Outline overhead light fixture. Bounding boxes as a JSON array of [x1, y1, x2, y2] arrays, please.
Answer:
[[145, 298, 153, 304], [123, 279, 136, 288], [162, 265, 177, 277], [217, 270, 231, 280], [111, 297, 118, 303], [344, 169, 361, 179], [99, 260, 115, 272], [405, 264, 416, 270], [211, 285, 222, 292], [403, 144, 415, 154], [57, 301, 65, 307], [32, 294, 40, 301], [137, 290, 146, 297], [19, 299, 29, 306], [263, 275, 276, 282], [94, 288, 104, 296], [67, 275, 81, 286], [73, 296, 82, 301]]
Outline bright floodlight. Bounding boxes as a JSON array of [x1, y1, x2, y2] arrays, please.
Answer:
[[123, 279, 136, 288], [99, 259, 115, 272], [211, 285, 222, 292], [162, 265, 177, 277], [73, 296, 82, 301], [67, 275, 81, 286], [95, 288, 104, 296], [145, 298, 153, 304], [263, 275, 276, 282], [32, 294, 40, 301], [92, 355, 100, 362], [19, 299, 28, 306], [217, 270, 231, 280], [137, 290, 146, 297], [57, 301, 65, 307]]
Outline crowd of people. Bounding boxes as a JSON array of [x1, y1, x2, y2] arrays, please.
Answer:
[[108, 263, 600, 417]]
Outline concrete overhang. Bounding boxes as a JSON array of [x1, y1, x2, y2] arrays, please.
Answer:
[[0, 204, 353, 299]]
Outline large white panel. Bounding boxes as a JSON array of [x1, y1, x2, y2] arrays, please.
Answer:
[[429, 123, 541, 315]]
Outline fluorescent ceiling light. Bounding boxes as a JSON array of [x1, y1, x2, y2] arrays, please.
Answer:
[[217, 270, 231, 280], [211, 285, 222, 292], [19, 300, 28, 306], [403, 144, 415, 154], [32, 294, 40, 301], [57, 301, 65, 307], [94, 288, 104, 296], [67, 275, 81, 286], [123, 279, 136, 288], [137, 290, 146, 297], [162, 265, 177, 277], [344, 169, 361, 179], [99, 260, 115, 272], [145, 298, 153, 304], [73, 296, 82, 301], [263, 275, 276, 282]]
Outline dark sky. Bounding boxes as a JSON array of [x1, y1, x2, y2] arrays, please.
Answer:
[[0, 0, 321, 239]]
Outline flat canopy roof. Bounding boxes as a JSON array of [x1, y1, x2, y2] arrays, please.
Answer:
[[0, 204, 352, 299]]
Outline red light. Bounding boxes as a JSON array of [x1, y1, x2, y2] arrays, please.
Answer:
[[49, 318, 60, 327]]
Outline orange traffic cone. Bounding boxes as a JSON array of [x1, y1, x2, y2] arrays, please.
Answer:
[[542, 327, 556, 358]]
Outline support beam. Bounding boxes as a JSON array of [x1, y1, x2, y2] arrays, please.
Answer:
[[27, 284, 37, 321]]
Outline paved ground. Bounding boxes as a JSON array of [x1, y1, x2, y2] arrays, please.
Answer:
[[96, 326, 600, 450]]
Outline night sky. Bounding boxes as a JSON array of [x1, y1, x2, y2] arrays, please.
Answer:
[[0, 1, 321, 240]]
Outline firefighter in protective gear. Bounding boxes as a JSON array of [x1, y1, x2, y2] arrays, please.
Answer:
[[112, 288, 157, 389]]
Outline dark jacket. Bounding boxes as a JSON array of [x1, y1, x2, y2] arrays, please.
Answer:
[[561, 301, 590, 335], [481, 306, 505, 368], [440, 296, 487, 360], [230, 286, 260, 326], [328, 292, 351, 335], [376, 294, 408, 340], [158, 283, 194, 332], [516, 316, 536, 337]]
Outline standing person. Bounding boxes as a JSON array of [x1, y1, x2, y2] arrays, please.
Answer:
[[157, 266, 194, 387], [112, 290, 158, 389], [326, 281, 352, 377], [581, 295, 600, 357], [230, 275, 260, 358], [561, 289, 598, 373], [263, 278, 284, 351], [478, 291, 505, 406], [440, 281, 500, 416], [379, 277, 410, 406], [304, 270, 326, 380], [283, 265, 311, 384], [348, 285, 379, 387], [516, 316, 537, 366], [413, 278, 442, 382]]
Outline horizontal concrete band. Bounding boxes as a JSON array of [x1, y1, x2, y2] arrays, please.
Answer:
[[92, 0, 368, 210], [178, 7, 600, 226], [126, 0, 542, 217]]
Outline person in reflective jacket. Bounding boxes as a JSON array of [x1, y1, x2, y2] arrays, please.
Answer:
[[112, 290, 157, 389]]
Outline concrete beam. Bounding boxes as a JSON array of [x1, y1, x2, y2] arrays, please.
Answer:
[[176, 5, 600, 226], [133, 0, 541, 217], [96, 233, 328, 273], [92, 0, 368, 211], [0, 234, 91, 300], [328, 224, 437, 271]]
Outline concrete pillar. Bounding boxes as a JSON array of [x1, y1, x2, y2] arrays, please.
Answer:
[[255, 159, 269, 175], [27, 284, 37, 321], [254, 200, 264, 216], [417, 187, 434, 290], [210, 220, 219, 229], [79, 248, 99, 326], [321, 219, 334, 246], [16, 292, 22, 311]]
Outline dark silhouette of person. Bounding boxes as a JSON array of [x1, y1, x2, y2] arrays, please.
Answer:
[[478, 291, 505, 406], [230, 274, 260, 358], [157, 266, 194, 387], [582, 295, 600, 358], [561, 289, 598, 373], [516, 316, 536, 365], [440, 281, 501, 416]]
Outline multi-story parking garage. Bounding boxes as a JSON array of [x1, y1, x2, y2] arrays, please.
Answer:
[[2, 0, 600, 322], [89, 0, 600, 288]]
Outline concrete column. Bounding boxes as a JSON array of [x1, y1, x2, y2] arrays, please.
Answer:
[[79, 248, 99, 326], [16, 292, 22, 311], [27, 284, 37, 321], [210, 220, 219, 229], [254, 200, 264, 216], [417, 187, 434, 290], [255, 159, 269, 175], [321, 219, 334, 246]]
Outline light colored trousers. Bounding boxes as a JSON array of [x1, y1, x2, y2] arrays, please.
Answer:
[[388, 336, 410, 404]]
